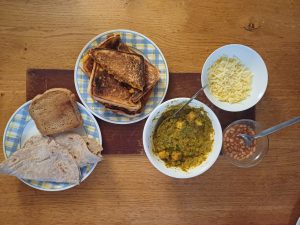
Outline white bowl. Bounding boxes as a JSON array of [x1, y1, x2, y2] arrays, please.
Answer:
[[143, 98, 223, 178], [201, 44, 268, 112]]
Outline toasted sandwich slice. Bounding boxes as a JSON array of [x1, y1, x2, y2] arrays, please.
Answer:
[[117, 44, 160, 102], [130, 61, 160, 102], [81, 34, 121, 77], [82, 54, 94, 77], [98, 33, 121, 49], [89, 48, 145, 91], [102, 86, 154, 115], [88, 63, 142, 113]]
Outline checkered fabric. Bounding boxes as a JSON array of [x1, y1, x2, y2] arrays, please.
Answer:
[[3, 101, 101, 191], [74, 30, 169, 124]]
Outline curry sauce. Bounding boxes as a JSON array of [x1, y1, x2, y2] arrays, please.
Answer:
[[153, 105, 214, 171]]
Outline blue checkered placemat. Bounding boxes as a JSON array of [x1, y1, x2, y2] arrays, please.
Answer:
[[3, 101, 102, 191], [74, 29, 169, 124]]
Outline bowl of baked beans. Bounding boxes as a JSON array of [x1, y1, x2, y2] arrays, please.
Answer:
[[222, 119, 269, 167]]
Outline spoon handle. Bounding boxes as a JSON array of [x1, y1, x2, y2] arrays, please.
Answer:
[[172, 84, 208, 117], [255, 116, 300, 139]]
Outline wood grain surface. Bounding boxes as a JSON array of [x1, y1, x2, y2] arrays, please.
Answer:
[[26, 69, 255, 154], [0, 0, 299, 225]]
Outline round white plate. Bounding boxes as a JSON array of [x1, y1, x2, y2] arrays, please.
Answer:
[[2, 101, 102, 191], [201, 44, 268, 112], [74, 29, 169, 124]]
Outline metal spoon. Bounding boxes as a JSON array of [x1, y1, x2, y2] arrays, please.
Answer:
[[172, 84, 208, 118], [239, 116, 300, 147], [156, 84, 208, 128]]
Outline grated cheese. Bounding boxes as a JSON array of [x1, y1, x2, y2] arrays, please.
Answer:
[[207, 56, 253, 103]]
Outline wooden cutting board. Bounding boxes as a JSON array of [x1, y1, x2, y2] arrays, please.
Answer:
[[26, 69, 255, 154]]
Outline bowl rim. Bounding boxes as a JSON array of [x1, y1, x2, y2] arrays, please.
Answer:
[[143, 98, 223, 178], [201, 44, 268, 112]]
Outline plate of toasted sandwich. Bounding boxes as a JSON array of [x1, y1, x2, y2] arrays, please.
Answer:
[[1, 88, 103, 191], [74, 29, 169, 124]]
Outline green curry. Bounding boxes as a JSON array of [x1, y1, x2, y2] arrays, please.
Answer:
[[153, 105, 214, 171]]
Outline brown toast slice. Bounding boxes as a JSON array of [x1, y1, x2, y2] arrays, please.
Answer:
[[29, 88, 83, 136], [89, 48, 145, 91]]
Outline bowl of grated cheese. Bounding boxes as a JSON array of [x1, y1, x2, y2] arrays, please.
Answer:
[[201, 44, 268, 112]]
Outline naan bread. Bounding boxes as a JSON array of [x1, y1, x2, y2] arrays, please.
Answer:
[[0, 141, 80, 184], [54, 133, 101, 167]]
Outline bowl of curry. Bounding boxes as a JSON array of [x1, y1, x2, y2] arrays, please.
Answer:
[[143, 98, 222, 178]]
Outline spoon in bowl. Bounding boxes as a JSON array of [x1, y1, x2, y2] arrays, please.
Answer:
[[172, 84, 208, 117], [155, 84, 208, 128], [239, 116, 300, 147]]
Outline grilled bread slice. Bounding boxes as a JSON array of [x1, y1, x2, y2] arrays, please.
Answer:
[[89, 48, 145, 91], [130, 63, 160, 102], [117, 44, 160, 102], [102, 86, 153, 115], [82, 54, 94, 78], [88, 63, 142, 113], [29, 88, 83, 136], [81, 34, 121, 77]]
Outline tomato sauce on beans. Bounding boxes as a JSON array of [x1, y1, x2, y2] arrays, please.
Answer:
[[223, 124, 256, 160]]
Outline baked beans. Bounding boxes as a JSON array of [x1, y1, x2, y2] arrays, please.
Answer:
[[223, 124, 256, 160]]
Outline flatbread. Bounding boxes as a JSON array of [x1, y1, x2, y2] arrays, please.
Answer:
[[82, 136, 103, 156], [54, 133, 102, 167], [23, 135, 52, 148], [0, 133, 102, 184], [0, 141, 80, 184]]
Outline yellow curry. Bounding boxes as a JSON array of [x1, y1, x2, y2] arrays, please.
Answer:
[[153, 105, 214, 171]]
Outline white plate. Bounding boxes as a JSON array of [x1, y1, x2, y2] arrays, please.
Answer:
[[74, 29, 169, 124], [201, 44, 268, 112], [2, 101, 102, 191], [143, 98, 223, 179]]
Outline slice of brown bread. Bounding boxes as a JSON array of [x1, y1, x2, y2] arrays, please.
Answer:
[[29, 88, 83, 136]]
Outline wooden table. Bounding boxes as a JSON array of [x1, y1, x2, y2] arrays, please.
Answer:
[[0, 1, 299, 224]]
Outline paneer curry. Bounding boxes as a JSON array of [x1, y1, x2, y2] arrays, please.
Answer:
[[153, 105, 214, 171]]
